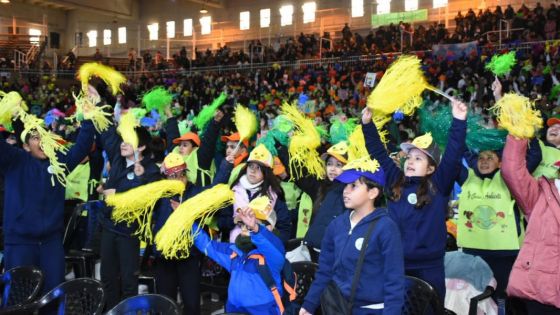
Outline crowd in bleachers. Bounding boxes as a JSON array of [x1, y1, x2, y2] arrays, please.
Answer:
[[1, 3, 560, 315]]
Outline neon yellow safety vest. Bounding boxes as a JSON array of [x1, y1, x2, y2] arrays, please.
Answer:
[[457, 169, 524, 250], [280, 181, 312, 238], [173, 147, 216, 186], [65, 162, 90, 202], [532, 140, 560, 179]]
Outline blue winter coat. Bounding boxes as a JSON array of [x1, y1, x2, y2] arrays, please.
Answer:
[[302, 208, 405, 315], [363, 119, 466, 269], [0, 120, 95, 244], [194, 223, 285, 315]]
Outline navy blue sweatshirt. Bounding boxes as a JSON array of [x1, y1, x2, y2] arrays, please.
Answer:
[[303, 180, 347, 250], [302, 209, 404, 315], [0, 120, 95, 244], [98, 126, 162, 236], [363, 119, 466, 269]]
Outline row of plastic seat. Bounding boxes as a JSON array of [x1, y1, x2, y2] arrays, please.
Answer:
[[0, 266, 180, 315]]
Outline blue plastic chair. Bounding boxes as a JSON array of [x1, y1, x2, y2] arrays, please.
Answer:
[[104, 294, 180, 315]]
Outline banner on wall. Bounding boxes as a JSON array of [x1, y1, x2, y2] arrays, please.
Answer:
[[371, 9, 428, 28], [432, 41, 479, 61]]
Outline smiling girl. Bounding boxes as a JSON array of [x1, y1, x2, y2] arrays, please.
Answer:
[[361, 99, 467, 303]]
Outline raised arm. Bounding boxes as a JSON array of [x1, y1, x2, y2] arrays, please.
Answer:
[[60, 120, 95, 171], [432, 99, 468, 195], [197, 112, 223, 171], [432, 117, 467, 194], [193, 223, 234, 272], [501, 136, 540, 217], [0, 132, 25, 172], [361, 110, 403, 188]]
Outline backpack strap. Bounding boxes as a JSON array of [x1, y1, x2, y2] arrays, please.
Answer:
[[248, 254, 286, 314]]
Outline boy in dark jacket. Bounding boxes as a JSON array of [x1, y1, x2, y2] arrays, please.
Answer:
[[0, 119, 95, 292]]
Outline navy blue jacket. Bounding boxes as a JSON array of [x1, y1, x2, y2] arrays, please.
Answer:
[[302, 180, 347, 250], [363, 119, 466, 269], [0, 120, 95, 244], [98, 126, 162, 236], [302, 209, 405, 315]]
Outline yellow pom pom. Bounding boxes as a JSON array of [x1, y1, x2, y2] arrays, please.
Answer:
[[367, 55, 429, 116], [107, 180, 186, 242], [234, 105, 258, 142], [20, 113, 69, 186], [490, 93, 543, 139], [281, 102, 325, 180], [248, 196, 272, 221], [117, 112, 140, 149], [72, 92, 112, 132], [78, 62, 126, 95], [0, 91, 28, 126], [155, 184, 234, 259], [343, 156, 381, 173]]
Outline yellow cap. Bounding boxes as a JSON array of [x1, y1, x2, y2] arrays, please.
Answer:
[[247, 144, 274, 169]]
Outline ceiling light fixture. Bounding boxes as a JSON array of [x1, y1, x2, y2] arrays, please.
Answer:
[[1, 0, 11, 4], [200, 8, 208, 14]]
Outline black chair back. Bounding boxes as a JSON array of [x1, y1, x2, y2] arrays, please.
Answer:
[[35, 278, 104, 315], [104, 294, 180, 315], [291, 261, 318, 305], [0, 266, 43, 308], [402, 276, 445, 315]]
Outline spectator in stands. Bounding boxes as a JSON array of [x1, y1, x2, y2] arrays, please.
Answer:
[[128, 48, 137, 71], [93, 48, 103, 61], [155, 51, 164, 70], [143, 50, 152, 70]]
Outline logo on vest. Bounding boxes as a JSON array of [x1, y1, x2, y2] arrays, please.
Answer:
[[407, 193, 417, 205], [355, 238, 364, 251], [463, 205, 506, 230]]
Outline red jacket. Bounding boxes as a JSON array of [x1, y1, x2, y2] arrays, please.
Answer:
[[501, 136, 560, 308]]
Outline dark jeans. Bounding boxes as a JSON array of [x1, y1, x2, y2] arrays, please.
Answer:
[[523, 299, 560, 315], [478, 255, 516, 300], [100, 228, 140, 309], [155, 255, 202, 315], [4, 235, 64, 293]]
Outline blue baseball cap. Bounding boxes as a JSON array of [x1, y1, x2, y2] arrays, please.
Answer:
[[336, 168, 385, 187]]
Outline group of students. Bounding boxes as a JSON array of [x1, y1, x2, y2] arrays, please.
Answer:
[[1, 75, 560, 315]]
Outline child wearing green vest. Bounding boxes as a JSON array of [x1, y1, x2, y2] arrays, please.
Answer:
[[532, 115, 560, 179], [456, 144, 541, 302]]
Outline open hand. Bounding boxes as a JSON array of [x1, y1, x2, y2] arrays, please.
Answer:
[[237, 207, 258, 232]]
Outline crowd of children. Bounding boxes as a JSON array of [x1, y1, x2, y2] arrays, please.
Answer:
[[2, 28, 560, 315]]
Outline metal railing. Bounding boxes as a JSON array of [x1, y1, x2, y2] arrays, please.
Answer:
[[9, 40, 557, 78], [13, 50, 26, 70]]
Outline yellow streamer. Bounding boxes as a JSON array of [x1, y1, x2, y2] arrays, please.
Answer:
[[107, 179, 186, 242], [490, 93, 543, 139], [155, 184, 234, 259]]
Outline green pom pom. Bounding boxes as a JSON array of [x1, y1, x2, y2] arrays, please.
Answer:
[[131, 108, 147, 120], [141, 86, 173, 118], [329, 117, 358, 144], [551, 85, 560, 100], [419, 100, 506, 152], [485, 51, 516, 76], [192, 92, 227, 132], [178, 120, 190, 136], [272, 115, 293, 133], [256, 132, 279, 156]]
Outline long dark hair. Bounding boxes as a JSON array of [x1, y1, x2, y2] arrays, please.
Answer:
[[389, 159, 437, 208], [231, 163, 285, 201]]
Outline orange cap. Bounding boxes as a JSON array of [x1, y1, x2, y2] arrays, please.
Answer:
[[221, 132, 249, 147], [172, 132, 201, 146]]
